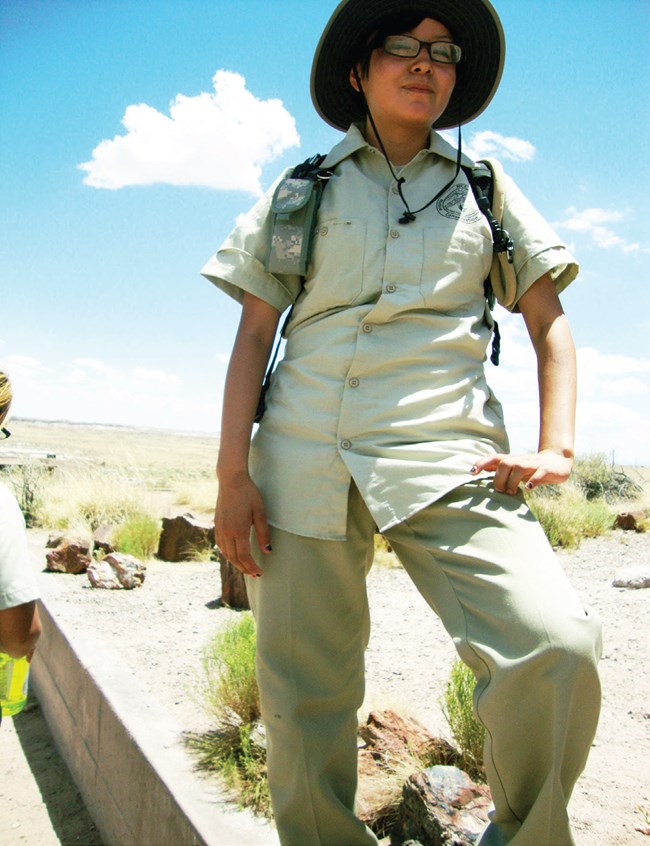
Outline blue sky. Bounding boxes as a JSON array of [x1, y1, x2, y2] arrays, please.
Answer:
[[1, 0, 649, 464]]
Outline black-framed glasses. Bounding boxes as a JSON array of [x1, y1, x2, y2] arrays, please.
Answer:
[[0, 427, 10, 441], [383, 34, 462, 64]]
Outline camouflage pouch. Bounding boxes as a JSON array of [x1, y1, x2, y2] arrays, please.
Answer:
[[265, 176, 324, 276]]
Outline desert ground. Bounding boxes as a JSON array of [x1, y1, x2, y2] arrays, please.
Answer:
[[1, 421, 649, 845]]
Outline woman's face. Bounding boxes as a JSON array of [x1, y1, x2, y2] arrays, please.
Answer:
[[351, 17, 457, 135]]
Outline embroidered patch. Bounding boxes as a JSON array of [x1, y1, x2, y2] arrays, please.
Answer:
[[436, 184, 481, 223]]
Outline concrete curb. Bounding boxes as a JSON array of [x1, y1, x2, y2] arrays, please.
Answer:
[[30, 598, 278, 846]]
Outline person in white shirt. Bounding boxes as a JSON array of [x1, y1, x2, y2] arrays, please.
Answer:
[[0, 372, 41, 669]]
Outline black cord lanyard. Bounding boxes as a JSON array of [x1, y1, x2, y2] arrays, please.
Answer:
[[353, 68, 463, 224]]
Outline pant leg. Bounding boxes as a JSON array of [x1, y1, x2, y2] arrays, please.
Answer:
[[384, 480, 602, 846], [246, 483, 379, 846]]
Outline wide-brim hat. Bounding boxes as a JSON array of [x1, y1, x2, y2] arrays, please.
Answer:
[[311, 0, 505, 131]]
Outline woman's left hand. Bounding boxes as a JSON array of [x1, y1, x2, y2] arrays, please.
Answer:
[[470, 449, 574, 495]]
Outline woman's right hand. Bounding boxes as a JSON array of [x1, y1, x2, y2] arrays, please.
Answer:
[[214, 472, 271, 577], [214, 292, 280, 577]]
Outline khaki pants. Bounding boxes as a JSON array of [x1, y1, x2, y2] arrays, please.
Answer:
[[247, 480, 602, 846]]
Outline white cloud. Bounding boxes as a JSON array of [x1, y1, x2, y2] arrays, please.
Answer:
[[577, 347, 650, 379], [79, 70, 300, 195], [65, 369, 89, 385], [485, 312, 650, 464], [2, 354, 218, 433], [4, 354, 42, 371], [73, 357, 117, 376], [132, 367, 181, 389], [554, 206, 644, 254], [462, 130, 536, 163]]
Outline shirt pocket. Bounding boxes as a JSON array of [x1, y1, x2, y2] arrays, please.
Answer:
[[302, 218, 367, 310], [420, 225, 492, 313]]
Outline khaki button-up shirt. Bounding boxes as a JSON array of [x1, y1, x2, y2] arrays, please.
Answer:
[[201, 125, 578, 540]]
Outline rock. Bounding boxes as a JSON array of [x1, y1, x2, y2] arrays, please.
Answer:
[[87, 559, 119, 589], [614, 511, 647, 532], [360, 710, 458, 767], [391, 765, 491, 846], [216, 549, 250, 610], [356, 710, 460, 834], [87, 553, 146, 590], [45, 538, 92, 574], [93, 524, 115, 555], [157, 513, 214, 561], [612, 566, 650, 590]]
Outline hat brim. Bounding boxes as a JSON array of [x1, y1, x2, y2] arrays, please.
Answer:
[[311, 0, 505, 131]]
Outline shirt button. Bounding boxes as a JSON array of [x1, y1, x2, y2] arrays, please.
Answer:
[[386, 283, 397, 293], [348, 377, 360, 388], [390, 229, 400, 239], [340, 439, 352, 450], [319, 226, 328, 236], [361, 323, 373, 333]]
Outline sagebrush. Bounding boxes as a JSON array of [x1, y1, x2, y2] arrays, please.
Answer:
[[525, 455, 644, 548], [111, 514, 161, 559], [527, 483, 614, 549], [441, 659, 486, 781], [187, 614, 271, 816]]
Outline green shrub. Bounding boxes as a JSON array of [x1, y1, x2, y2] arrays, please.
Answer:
[[187, 614, 270, 816], [201, 613, 260, 726], [441, 659, 485, 781], [572, 454, 642, 502], [28, 465, 156, 532], [111, 514, 161, 559], [77, 485, 144, 531], [189, 722, 271, 817], [523, 451, 643, 549], [527, 485, 614, 549]]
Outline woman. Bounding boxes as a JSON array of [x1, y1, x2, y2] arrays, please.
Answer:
[[0, 372, 42, 724], [201, 1, 601, 843]]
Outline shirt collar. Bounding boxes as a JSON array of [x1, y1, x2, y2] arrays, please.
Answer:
[[322, 123, 476, 170]]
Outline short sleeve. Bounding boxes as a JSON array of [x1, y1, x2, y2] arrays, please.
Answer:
[[200, 168, 304, 313], [0, 484, 40, 611], [499, 169, 579, 311]]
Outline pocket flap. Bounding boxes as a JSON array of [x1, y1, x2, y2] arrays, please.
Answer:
[[271, 178, 316, 214]]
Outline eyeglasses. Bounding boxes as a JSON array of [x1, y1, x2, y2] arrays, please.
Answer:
[[383, 35, 462, 65], [0, 427, 10, 441]]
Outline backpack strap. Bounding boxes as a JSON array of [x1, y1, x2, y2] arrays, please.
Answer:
[[472, 159, 518, 311], [254, 305, 294, 423], [463, 158, 518, 365]]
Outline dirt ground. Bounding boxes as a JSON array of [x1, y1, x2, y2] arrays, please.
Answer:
[[2, 528, 649, 846], [0, 695, 103, 845]]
